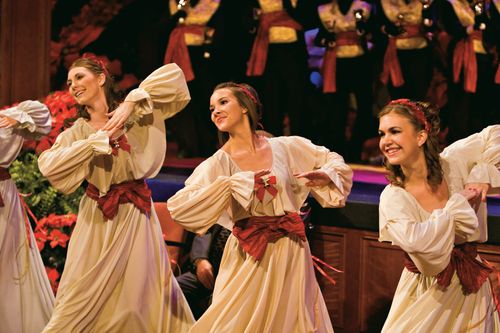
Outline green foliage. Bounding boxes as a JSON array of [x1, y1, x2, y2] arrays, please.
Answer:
[[9, 151, 83, 219]]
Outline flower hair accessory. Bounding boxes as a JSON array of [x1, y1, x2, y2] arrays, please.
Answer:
[[388, 98, 431, 132], [82, 52, 110, 77], [236, 84, 258, 106]]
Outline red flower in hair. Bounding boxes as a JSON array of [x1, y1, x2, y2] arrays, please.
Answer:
[[82, 52, 110, 77], [388, 99, 431, 132]]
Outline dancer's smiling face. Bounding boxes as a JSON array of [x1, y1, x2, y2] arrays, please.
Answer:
[[210, 88, 248, 133], [378, 111, 427, 166], [67, 66, 105, 105]]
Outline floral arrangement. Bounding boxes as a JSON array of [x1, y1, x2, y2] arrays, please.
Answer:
[[34, 213, 78, 292]]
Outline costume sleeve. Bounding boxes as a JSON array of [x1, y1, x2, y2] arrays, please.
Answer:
[[38, 127, 111, 194], [122, 63, 190, 179], [1, 100, 52, 138], [286, 136, 353, 208], [379, 185, 478, 276], [167, 157, 254, 235], [441, 125, 500, 191], [124, 63, 190, 123]]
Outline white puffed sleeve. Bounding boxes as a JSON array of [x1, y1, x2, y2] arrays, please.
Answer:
[[1, 100, 51, 138], [122, 63, 191, 180], [167, 156, 254, 235], [379, 185, 478, 276], [283, 136, 353, 208], [441, 125, 500, 192], [38, 122, 110, 194], [124, 63, 190, 123]]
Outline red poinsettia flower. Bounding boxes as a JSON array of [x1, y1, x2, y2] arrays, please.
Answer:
[[48, 229, 71, 248], [35, 229, 48, 251], [45, 267, 60, 293], [62, 214, 77, 227]]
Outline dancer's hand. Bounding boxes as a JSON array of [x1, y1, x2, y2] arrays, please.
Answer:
[[459, 188, 482, 212], [102, 101, 135, 132], [254, 169, 271, 179], [105, 126, 122, 140], [464, 182, 490, 202], [0, 115, 18, 128], [294, 170, 332, 187], [195, 259, 215, 290]]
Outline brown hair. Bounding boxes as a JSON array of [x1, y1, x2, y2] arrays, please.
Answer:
[[378, 100, 443, 190], [69, 57, 122, 121], [212, 82, 263, 145]]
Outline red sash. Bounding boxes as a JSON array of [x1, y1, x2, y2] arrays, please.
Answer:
[[164, 25, 205, 82], [380, 24, 423, 87], [321, 31, 361, 93], [85, 179, 152, 220], [232, 212, 306, 260], [0, 167, 11, 207], [404, 243, 495, 296], [246, 10, 302, 76], [453, 31, 482, 93]]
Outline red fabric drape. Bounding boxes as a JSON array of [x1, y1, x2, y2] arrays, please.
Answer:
[[163, 25, 205, 82], [404, 243, 495, 295], [453, 31, 482, 93], [232, 213, 306, 260], [246, 10, 302, 77], [380, 24, 423, 87], [0, 167, 11, 207], [321, 31, 360, 93], [85, 179, 152, 220]]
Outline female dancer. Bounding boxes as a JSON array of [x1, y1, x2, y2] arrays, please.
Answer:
[[0, 101, 54, 333], [378, 99, 499, 332], [167, 82, 353, 332], [38, 56, 195, 332]]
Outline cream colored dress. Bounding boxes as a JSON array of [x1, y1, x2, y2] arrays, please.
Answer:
[[0, 100, 54, 333], [38, 64, 195, 333], [379, 125, 500, 332], [168, 136, 353, 333]]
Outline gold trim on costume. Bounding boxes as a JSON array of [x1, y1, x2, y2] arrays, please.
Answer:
[[318, 0, 371, 57], [447, 0, 486, 54], [170, 0, 220, 45], [381, 0, 428, 49], [259, 0, 298, 43]]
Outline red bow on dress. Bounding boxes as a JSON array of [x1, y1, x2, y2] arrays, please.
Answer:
[[110, 134, 131, 156], [254, 175, 278, 202]]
